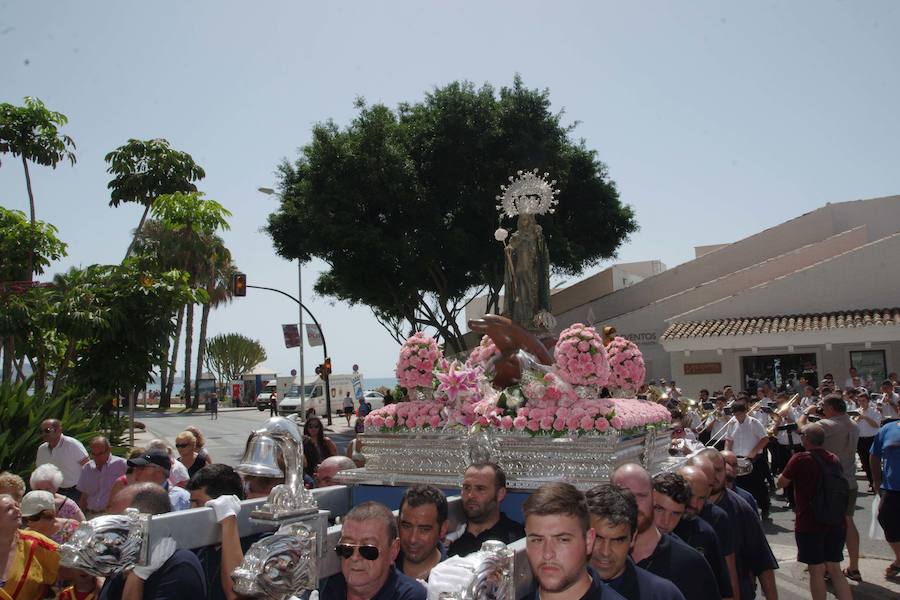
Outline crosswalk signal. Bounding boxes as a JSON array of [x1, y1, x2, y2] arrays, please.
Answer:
[[233, 273, 247, 297], [324, 358, 332, 376]]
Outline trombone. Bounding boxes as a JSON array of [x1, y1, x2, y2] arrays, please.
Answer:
[[766, 393, 801, 436]]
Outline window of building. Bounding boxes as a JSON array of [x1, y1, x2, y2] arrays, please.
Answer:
[[741, 353, 818, 394], [849, 350, 886, 391]]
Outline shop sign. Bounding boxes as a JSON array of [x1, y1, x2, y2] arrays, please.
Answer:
[[684, 362, 722, 375], [623, 332, 658, 345]]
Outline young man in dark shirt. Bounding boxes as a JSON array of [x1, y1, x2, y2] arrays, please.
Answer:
[[523, 482, 626, 600], [448, 462, 525, 557], [652, 472, 732, 600], [777, 423, 853, 600], [585, 484, 684, 600], [395, 484, 448, 580], [319, 501, 426, 600], [610, 463, 720, 600]]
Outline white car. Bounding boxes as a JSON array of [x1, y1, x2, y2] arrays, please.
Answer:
[[362, 390, 385, 411]]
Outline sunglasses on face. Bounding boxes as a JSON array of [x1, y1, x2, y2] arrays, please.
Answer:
[[175, 443, 191, 448], [335, 543, 380, 561]]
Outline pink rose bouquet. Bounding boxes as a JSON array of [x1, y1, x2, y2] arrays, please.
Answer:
[[466, 335, 501, 371], [395, 331, 442, 390], [606, 337, 646, 394], [364, 400, 449, 431], [553, 324, 610, 387]]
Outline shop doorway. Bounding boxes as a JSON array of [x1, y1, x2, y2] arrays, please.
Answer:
[[741, 353, 818, 394]]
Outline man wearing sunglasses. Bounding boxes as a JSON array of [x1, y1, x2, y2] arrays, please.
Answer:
[[35, 419, 89, 502], [319, 501, 426, 600]]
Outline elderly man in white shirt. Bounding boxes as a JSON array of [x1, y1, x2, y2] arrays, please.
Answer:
[[724, 400, 772, 518], [35, 419, 88, 501]]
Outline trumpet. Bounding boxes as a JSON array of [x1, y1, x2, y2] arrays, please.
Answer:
[[766, 393, 801, 436]]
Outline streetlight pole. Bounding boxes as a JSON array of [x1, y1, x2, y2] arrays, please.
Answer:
[[258, 187, 306, 417]]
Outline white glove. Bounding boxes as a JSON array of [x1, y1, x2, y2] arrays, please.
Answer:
[[307, 592, 319, 600], [133, 537, 176, 580], [426, 556, 475, 600], [206, 494, 242, 522]]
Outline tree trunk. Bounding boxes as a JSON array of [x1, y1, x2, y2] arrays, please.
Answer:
[[161, 305, 185, 409], [183, 302, 194, 408], [194, 301, 211, 403], [21, 156, 36, 281], [1, 337, 12, 384], [159, 338, 169, 408], [124, 203, 152, 260]]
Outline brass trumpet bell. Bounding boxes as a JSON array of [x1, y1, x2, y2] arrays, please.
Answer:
[[236, 432, 284, 478]]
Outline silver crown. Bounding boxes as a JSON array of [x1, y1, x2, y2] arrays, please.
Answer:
[[496, 169, 559, 217]]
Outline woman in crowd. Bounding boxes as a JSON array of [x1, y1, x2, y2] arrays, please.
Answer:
[[185, 425, 213, 464], [175, 431, 208, 479], [0, 493, 62, 600], [147, 439, 190, 487], [0, 471, 25, 504], [20, 490, 79, 544], [29, 464, 85, 522], [303, 416, 336, 468]]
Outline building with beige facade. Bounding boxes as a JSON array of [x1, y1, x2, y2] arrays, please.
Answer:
[[469, 194, 900, 395]]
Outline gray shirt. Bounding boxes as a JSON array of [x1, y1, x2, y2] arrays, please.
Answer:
[[820, 413, 860, 490]]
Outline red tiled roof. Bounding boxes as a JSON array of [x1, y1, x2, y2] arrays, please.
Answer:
[[662, 308, 900, 340]]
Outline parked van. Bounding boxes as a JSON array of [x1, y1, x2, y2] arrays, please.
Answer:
[[278, 373, 360, 417], [255, 380, 278, 411]]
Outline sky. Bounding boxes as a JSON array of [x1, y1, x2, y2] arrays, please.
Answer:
[[2, 1, 900, 381]]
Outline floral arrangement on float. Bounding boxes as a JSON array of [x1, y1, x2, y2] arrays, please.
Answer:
[[366, 323, 670, 438]]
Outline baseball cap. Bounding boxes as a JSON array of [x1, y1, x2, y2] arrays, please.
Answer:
[[127, 448, 172, 473], [20, 490, 56, 518]]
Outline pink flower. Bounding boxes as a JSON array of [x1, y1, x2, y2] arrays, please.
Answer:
[[385, 417, 395, 428], [478, 416, 490, 426], [566, 416, 581, 430], [500, 416, 514, 430], [594, 417, 609, 432], [553, 417, 566, 431], [429, 415, 441, 428], [527, 418, 540, 432], [580, 416, 595, 430], [610, 416, 624, 429], [540, 416, 554, 430], [513, 416, 527, 430]]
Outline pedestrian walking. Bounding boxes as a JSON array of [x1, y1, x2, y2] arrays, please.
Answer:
[[342, 392, 354, 426], [209, 392, 219, 420], [269, 390, 278, 417]]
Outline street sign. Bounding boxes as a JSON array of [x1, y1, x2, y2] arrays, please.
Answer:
[[282, 324, 301, 348]]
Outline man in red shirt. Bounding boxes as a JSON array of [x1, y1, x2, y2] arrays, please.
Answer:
[[777, 423, 852, 600]]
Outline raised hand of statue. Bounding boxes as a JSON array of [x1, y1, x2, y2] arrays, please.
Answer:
[[468, 314, 554, 388]]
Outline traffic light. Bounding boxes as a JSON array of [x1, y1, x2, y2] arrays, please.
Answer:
[[324, 358, 332, 376], [233, 273, 247, 297]]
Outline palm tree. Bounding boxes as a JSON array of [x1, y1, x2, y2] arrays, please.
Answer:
[[0, 97, 76, 278], [105, 139, 205, 260], [193, 239, 236, 403], [151, 192, 231, 409]]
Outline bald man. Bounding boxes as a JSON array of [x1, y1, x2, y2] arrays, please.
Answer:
[[694, 450, 779, 600], [611, 464, 720, 600], [679, 465, 740, 600]]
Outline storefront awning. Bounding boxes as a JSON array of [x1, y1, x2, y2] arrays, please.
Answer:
[[660, 308, 900, 352]]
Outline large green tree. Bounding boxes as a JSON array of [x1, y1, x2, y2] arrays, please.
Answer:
[[267, 77, 637, 352], [0, 97, 76, 278], [0, 207, 67, 384], [205, 333, 267, 399], [105, 138, 206, 258]]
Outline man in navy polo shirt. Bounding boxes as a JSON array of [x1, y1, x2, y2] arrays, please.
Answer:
[[395, 484, 448, 581], [653, 472, 732, 600], [523, 482, 626, 600], [610, 463, 720, 600], [319, 501, 425, 600], [585, 484, 684, 600]]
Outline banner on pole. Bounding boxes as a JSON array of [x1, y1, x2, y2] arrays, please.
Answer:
[[282, 324, 301, 348], [306, 323, 323, 347]]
